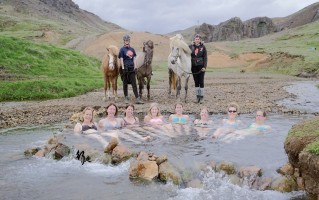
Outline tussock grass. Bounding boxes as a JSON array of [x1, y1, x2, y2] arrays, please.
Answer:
[[287, 117, 319, 155]]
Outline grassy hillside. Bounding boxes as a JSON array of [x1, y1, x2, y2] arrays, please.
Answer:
[[208, 21, 319, 75], [0, 36, 103, 101]]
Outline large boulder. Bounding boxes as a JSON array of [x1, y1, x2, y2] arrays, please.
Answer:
[[129, 151, 158, 181], [158, 161, 182, 185], [129, 160, 158, 181], [111, 145, 134, 164], [53, 143, 70, 160], [271, 176, 298, 192]]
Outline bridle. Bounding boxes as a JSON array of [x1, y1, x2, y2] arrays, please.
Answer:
[[170, 46, 204, 75], [170, 47, 180, 65]]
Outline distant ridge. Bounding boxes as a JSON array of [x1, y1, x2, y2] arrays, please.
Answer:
[[175, 2, 319, 42]]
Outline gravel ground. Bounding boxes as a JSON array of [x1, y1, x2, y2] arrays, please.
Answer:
[[0, 72, 304, 128]]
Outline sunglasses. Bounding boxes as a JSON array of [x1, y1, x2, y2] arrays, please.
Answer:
[[228, 110, 237, 113]]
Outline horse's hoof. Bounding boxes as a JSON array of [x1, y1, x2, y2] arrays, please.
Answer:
[[102, 97, 107, 102]]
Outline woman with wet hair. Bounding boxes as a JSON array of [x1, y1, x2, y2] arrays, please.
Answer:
[[212, 102, 242, 138], [74, 107, 98, 134], [98, 103, 124, 131], [168, 103, 189, 124], [123, 104, 139, 126], [144, 102, 164, 125]]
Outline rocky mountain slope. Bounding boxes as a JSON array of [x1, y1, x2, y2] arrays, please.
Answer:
[[192, 2, 319, 42], [0, 0, 124, 44]]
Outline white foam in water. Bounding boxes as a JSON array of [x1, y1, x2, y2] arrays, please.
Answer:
[[166, 169, 306, 200], [17, 157, 129, 180]]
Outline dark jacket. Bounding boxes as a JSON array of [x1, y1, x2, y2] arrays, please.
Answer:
[[189, 42, 207, 68]]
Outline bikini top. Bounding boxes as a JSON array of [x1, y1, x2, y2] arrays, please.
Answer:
[[123, 117, 138, 125], [222, 120, 240, 128], [149, 118, 163, 124], [249, 123, 267, 131], [172, 117, 187, 123], [103, 118, 122, 131], [81, 123, 97, 132], [194, 120, 210, 127]]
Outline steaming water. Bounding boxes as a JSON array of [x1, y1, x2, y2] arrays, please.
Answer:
[[0, 114, 311, 200]]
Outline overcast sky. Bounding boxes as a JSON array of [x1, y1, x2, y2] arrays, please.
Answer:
[[73, 0, 319, 34]]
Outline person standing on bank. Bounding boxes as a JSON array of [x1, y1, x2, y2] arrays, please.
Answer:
[[189, 34, 207, 104], [119, 34, 143, 104]]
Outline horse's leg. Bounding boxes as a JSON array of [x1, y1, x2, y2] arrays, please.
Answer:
[[184, 76, 190, 103], [138, 76, 143, 99], [103, 74, 107, 101], [107, 77, 111, 99], [110, 77, 115, 100], [176, 76, 181, 101], [114, 75, 118, 100], [168, 69, 172, 96], [147, 76, 151, 101]]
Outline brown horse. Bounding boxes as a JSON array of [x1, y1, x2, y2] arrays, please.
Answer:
[[136, 40, 154, 100], [101, 45, 120, 101]]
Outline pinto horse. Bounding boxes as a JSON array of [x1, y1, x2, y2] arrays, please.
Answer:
[[136, 40, 154, 100], [168, 34, 192, 102], [101, 45, 120, 101]]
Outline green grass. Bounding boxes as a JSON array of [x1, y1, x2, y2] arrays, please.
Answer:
[[207, 21, 319, 75], [287, 117, 319, 155], [0, 36, 103, 101], [306, 140, 319, 155]]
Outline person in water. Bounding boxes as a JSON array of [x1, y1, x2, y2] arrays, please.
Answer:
[[249, 110, 271, 131], [194, 107, 213, 126], [218, 110, 272, 143], [194, 107, 213, 138], [74, 107, 98, 134], [122, 104, 139, 126], [144, 102, 164, 125], [168, 103, 189, 123], [212, 102, 242, 138], [98, 103, 124, 131]]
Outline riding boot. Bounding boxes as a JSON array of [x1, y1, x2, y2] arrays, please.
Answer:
[[195, 87, 200, 103], [124, 96, 129, 104], [135, 97, 144, 104], [199, 88, 204, 104]]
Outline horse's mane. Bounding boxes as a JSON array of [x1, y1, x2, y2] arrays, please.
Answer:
[[169, 34, 191, 55], [107, 45, 119, 56]]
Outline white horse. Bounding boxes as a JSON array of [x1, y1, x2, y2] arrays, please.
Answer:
[[168, 34, 192, 102]]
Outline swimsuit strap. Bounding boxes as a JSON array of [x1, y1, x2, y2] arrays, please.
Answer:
[[123, 117, 137, 125], [104, 118, 121, 130]]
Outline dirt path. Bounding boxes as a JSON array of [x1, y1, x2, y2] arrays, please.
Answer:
[[0, 72, 304, 129]]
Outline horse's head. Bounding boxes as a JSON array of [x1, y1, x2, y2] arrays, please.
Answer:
[[143, 40, 154, 53], [105, 45, 119, 71], [169, 46, 180, 65]]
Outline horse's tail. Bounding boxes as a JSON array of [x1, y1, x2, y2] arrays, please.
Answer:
[[170, 69, 177, 90]]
